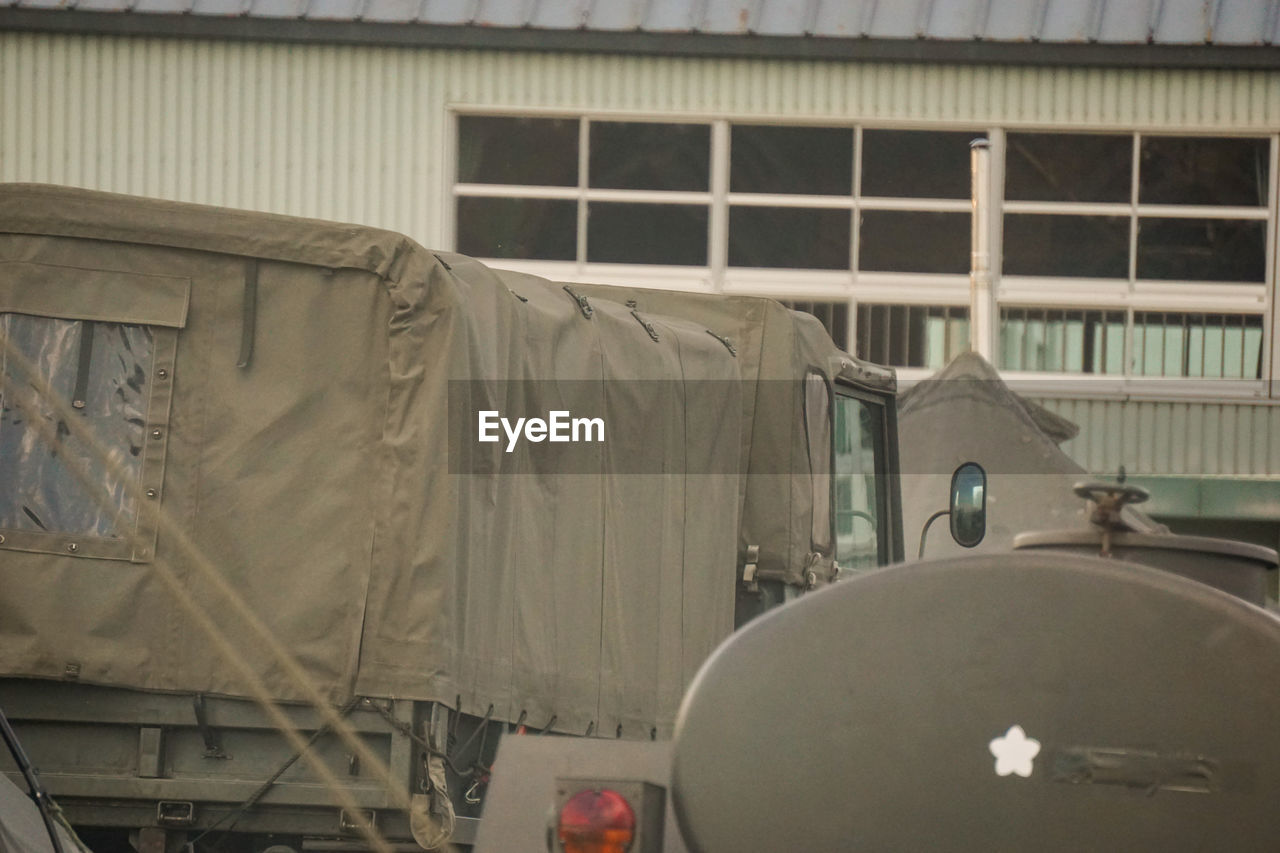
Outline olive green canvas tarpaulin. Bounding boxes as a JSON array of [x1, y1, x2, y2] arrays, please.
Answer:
[[571, 282, 895, 589], [0, 184, 878, 737]]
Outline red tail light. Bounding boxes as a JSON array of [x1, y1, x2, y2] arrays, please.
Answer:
[[556, 788, 636, 853]]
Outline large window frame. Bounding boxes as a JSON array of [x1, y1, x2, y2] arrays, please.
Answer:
[[450, 109, 1278, 399], [997, 128, 1273, 395]]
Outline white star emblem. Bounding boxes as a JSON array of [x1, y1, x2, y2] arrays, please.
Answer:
[[989, 725, 1041, 778]]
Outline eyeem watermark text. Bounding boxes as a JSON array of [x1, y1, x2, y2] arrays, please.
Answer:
[[478, 410, 605, 453]]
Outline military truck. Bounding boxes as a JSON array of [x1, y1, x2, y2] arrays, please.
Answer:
[[0, 184, 901, 852], [478, 479, 1280, 853]]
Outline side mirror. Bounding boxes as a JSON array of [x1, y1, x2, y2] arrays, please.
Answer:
[[949, 462, 987, 548]]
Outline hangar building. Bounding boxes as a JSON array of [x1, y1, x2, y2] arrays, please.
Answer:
[[2, 0, 1279, 546]]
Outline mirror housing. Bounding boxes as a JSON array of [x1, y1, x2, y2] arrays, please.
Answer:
[[949, 462, 987, 548]]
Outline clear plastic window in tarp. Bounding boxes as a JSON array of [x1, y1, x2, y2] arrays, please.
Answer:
[[1, 314, 154, 549]]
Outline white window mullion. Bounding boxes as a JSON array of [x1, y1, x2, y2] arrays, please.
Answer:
[[851, 125, 862, 289], [453, 184, 580, 200], [1259, 133, 1280, 391], [584, 189, 713, 205], [727, 193, 854, 209], [444, 109, 459, 251], [709, 120, 730, 292], [1002, 200, 1133, 216], [1268, 133, 1280, 395], [988, 127, 1006, 368], [856, 198, 971, 212], [1136, 204, 1270, 220], [1000, 202, 1267, 220], [1127, 132, 1141, 376], [577, 117, 589, 270], [848, 125, 862, 355]]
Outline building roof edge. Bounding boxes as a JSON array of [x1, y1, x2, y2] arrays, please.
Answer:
[[3, 9, 1278, 71]]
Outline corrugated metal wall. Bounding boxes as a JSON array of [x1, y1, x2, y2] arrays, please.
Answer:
[[5, 32, 1280, 247], [1037, 397, 1280, 478], [1, 37, 446, 238], [4, 32, 1280, 480]]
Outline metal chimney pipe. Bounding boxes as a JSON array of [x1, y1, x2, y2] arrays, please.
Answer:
[[969, 138, 994, 359]]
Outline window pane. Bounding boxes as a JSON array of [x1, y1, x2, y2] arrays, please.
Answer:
[[805, 372, 832, 555], [1003, 214, 1129, 278], [834, 394, 883, 572], [859, 211, 968, 273], [0, 315, 153, 537], [781, 301, 850, 350], [999, 308, 1125, 373], [1133, 312, 1263, 378], [729, 207, 850, 269], [855, 304, 969, 369], [730, 125, 853, 195], [1139, 136, 1269, 206], [1005, 133, 1131, 202], [861, 130, 979, 198], [456, 197, 577, 260], [1136, 218, 1266, 282], [457, 116, 578, 186], [587, 203, 708, 265], [589, 122, 711, 191]]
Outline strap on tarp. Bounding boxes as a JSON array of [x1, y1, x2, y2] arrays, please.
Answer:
[[631, 310, 660, 342], [562, 285, 593, 319], [193, 694, 230, 760], [706, 329, 737, 356], [236, 260, 258, 369], [71, 321, 95, 410]]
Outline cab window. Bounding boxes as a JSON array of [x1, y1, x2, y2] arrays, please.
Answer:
[[834, 391, 885, 573]]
